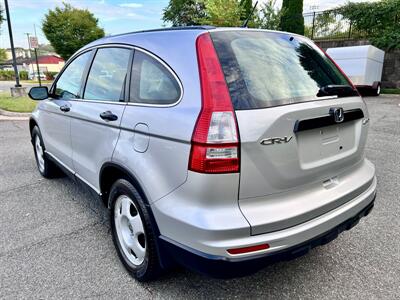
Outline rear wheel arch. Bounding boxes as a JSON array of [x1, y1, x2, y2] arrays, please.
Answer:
[[99, 163, 150, 209]]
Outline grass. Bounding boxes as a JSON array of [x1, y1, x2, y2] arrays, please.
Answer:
[[0, 92, 37, 113], [381, 88, 400, 95], [20, 80, 54, 84]]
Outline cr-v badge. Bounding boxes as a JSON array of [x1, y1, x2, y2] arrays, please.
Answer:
[[260, 136, 293, 145]]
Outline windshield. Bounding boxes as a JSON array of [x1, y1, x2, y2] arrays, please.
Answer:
[[210, 30, 355, 110]]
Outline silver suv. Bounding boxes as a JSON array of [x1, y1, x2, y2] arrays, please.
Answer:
[[28, 27, 377, 281]]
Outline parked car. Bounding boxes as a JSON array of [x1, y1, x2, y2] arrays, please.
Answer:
[[28, 27, 377, 281], [28, 71, 47, 80]]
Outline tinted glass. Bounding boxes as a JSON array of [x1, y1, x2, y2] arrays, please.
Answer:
[[211, 31, 353, 110], [130, 51, 180, 105], [84, 48, 131, 101], [55, 51, 92, 99]]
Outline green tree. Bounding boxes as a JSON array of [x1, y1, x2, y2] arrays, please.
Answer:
[[240, 0, 253, 20], [0, 48, 7, 63], [162, 0, 206, 26], [200, 0, 243, 27], [0, 5, 4, 25], [240, 0, 260, 27], [255, 0, 283, 30], [339, 0, 400, 50], [280, 0, 304, 35], [42, 3, 105, 60]]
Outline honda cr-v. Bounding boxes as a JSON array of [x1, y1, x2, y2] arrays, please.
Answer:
[[28, 27, 377, 281]]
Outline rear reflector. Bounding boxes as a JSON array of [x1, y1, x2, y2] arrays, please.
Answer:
[[189, 33, 240, 174], [227, 244, 270, 255]]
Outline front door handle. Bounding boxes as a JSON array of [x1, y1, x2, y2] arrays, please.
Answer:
[[60, 105, 70, 112], [100, 111, 118, 121]]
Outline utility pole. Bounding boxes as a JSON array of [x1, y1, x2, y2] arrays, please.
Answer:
[[34, 24, 38, 38], [25, 32, 31, 58], [31, 25, 41, 86], [25, 33, 34, 82], [34, 47, 41, 86], [309, 5, 319, 40], [4, 0, 21, 87]]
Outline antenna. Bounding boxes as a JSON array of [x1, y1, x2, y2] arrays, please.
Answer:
[[242, 1, 258, 28]]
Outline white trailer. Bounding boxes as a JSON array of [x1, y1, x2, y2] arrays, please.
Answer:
[[327, 45, 385, 96]]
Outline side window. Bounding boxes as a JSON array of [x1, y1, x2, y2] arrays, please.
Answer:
[[84, 48, 131, 102], [130, 51, 181, 105], [54, 51, 92, 99]]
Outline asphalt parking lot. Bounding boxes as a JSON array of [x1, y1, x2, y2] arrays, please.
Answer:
[[0, 96, 399, 299]]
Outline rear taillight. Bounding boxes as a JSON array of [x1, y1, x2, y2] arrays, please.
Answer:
[[189, 33, 239, 174]]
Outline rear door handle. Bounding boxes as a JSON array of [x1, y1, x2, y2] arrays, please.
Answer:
[[60, 105, 70, 112], [100, 111, 118, 121]]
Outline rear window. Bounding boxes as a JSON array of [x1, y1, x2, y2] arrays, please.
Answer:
[[211, 31, 354, 110]]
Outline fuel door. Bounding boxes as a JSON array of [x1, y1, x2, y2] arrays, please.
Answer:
[[133, 123, 150, 153]]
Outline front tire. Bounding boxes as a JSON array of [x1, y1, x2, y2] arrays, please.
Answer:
[[109, 179, 162, 281], [31, 126, 59, 178]]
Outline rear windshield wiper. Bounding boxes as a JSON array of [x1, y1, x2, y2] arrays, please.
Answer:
[[317, 85, 358, 97]]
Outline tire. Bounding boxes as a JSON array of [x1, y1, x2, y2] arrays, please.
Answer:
[[109, 179, 162, 281], [375, 84, 381, 96], [31, 126, 59, 178]]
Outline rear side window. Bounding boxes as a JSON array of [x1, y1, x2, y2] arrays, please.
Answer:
[[130, 51, 180, 105], [54, 51, 92, 99], [211, 31, 353, 110], [84, 47, 131, 102]]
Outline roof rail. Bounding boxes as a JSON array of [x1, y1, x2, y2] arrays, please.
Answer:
[[104, 26, 216, 39]]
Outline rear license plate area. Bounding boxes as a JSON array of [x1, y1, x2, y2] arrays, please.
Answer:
[[297, 122, 356, 168]]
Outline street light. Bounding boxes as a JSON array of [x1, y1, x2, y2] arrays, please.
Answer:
[[4, 0, 21, 88]]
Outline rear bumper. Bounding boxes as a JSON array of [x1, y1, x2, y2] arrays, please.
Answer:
[[240, 159, 376, 235], [152, 160, 376, 259], [159, 195, 376, 278]]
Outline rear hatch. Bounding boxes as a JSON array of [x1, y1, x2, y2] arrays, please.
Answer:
[[211, 30, 370, 234]]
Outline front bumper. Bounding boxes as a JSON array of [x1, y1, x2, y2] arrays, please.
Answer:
[[159, 195, 376, 278]]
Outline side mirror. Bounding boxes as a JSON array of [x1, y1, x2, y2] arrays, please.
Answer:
[[28, 86, 49, 101]]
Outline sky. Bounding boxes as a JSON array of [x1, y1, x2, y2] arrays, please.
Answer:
[[0, 0, 377, 49]]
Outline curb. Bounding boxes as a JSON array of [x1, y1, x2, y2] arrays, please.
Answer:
[[0, 108, 31, 118], [0, 115, 29, 121], [0, 109, 30, 121], [382, 94, 400, 98]]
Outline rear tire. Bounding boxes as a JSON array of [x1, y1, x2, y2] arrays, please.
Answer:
[[109, 179, 162, 281], [31, 126, 59, 178], [374, 84, 381, 96]]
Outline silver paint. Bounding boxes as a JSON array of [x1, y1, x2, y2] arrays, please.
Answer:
[[30, 28, 377, 262]]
